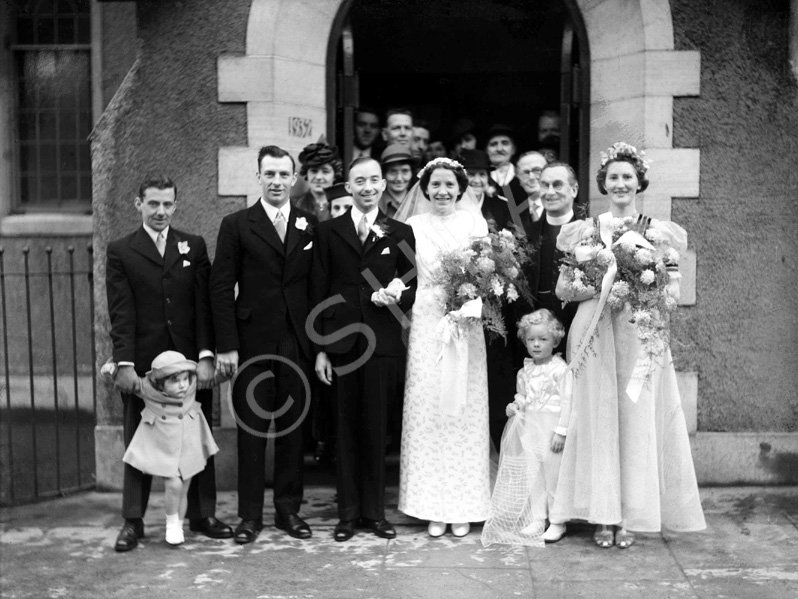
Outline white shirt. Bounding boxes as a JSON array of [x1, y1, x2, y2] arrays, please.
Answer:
[[142, 223, 169, 246], [490, 163, 515, 187], [260, 198, 291, 225], [350, 204, 379, 233], [546, 209, 574, 226], [353, 146, 372, 159], [531, 199, 543, 221]]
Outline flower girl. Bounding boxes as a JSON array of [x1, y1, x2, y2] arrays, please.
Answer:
[[481, 309, 572, 547]]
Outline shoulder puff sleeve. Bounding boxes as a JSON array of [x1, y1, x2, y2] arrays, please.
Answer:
[[556, 220, 593, 254], [652, 220, 688, 254]]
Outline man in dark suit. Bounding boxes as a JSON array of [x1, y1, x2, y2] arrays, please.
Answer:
[[210, 146, 317, 544], [526, 162, 582, 356], [311, 156, 416, 542], [106, 175, 232, 552]]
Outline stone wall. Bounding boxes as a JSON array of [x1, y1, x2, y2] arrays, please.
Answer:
[[671, 0, 798, 433]]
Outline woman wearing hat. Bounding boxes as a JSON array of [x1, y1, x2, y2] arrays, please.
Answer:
[[102, 350, 219, 545], [379, 143, 415, 219], [457, 149, 512, 231], [295, 142, 343, 222]]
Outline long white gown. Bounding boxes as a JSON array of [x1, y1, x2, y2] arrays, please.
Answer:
[[398, 210, 492, 523], [550, 215, 706, 533]]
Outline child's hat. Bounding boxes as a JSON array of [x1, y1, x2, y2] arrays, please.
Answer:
[[146, 350, 197, 380]]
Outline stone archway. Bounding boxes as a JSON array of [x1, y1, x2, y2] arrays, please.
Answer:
[[216, 0, 701, 430], [218, 0, 700, 221]]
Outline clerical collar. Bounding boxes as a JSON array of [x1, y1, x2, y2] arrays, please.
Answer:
[[546, 210, 574, 226]]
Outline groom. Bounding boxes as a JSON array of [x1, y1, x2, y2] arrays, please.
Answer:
[[310, 156, 416, 541]]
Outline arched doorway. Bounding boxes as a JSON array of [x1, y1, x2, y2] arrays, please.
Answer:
[[327, 0, 590, 195]]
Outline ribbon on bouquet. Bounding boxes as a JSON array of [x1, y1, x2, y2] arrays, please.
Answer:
[[435, 297, 483, 416], [613, 229, 657, 403]]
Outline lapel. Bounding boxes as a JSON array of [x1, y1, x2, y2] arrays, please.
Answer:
[[162, 228, 182, 273], [362, 211, 388, 256], [130, 226, 164, 267], [332, 208, 363, 255], [284, 207, 303, 257], [249, 200, 285, 256]]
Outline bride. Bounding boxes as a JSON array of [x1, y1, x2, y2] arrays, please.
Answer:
[[398, 158, 491, 538]]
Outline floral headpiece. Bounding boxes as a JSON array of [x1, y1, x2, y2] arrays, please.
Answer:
[[600, 142, 650, 173], [417, 157, 467, 179]]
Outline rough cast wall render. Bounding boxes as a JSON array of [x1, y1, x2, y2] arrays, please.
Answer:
[[92, 0, 249, 427], [671, 0, 798, 432]]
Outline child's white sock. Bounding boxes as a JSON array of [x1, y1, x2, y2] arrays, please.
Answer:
[[165, 513, 184, 545]]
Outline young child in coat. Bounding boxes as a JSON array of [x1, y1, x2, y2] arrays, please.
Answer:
[[481, 309, 572, 547], [102, 351, 219, 545]]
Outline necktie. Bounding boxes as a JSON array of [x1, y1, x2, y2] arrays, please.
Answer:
[[274, 210, 287, 243], [155, 232, 166, 257], [357, 214, 369, 245]]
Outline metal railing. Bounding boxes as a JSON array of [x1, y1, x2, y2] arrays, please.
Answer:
[[0, 244, 96, 505]]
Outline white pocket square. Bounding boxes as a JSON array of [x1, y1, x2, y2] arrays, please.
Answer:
[[183, 260, 191, 267], [303, 241, 313, 250], [381, 247, 390, 255]]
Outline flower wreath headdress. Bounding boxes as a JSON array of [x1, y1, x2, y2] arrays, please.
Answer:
[[417, 157, 468, 179], [599, 142, 651, 173]]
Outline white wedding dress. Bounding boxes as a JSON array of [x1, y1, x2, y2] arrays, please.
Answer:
[[398, 210, 492, 523]]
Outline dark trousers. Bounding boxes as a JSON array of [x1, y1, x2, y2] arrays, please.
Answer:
[[234, 331, 308, 520], [332, 343, 396, 521], [121, 388, 217, 520]]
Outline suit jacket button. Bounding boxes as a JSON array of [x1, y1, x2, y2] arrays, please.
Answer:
[[166, 298, 171, 304], [167, 320, 172, 325], [178, 415, 183, 420], [161, 415, 166, 420]]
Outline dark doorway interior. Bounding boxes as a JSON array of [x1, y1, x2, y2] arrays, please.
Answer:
[[332, 0, 584, 165]]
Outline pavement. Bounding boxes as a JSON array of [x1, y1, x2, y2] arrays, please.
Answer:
[[1, 466, 797, 599]]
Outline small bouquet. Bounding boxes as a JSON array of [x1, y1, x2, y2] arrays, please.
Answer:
[[558, 222, 614, 302], [433, 226, 533, 342]]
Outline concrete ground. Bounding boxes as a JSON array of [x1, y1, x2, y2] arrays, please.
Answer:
[[1, 474, 797, 599]]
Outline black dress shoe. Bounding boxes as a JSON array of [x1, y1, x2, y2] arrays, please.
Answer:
[[114, 519, 144, 552], [233, 519, 263, 545], [333, 519, 356, 542], [275, 513, 312, 539], [361, 518, 397, 539], [189, 516, 234, 539]]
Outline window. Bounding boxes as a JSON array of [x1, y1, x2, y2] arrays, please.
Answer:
[[12, 0, 92, 211]]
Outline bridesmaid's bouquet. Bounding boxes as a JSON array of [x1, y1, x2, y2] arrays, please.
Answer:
[[560, 216, 681, 361], [558, 222, 614, 302], [434, 227, 533, 341], [606, 217, 681, 356]]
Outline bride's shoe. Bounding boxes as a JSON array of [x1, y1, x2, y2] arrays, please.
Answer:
[[593, 525, 614, 548], [427, 521, 446, 537], [451, 522, 470, 537], [616, 528, 635, 549]]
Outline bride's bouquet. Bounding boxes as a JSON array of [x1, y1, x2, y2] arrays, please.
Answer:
[[433, 227, 533, 342]]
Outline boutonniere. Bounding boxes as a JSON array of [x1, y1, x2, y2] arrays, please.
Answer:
[[295, 217, 309, 231], [371, 220, 391, 239], [177, 241, 190, 255]]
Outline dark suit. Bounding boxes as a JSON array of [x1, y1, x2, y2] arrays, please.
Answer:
[[106, 226, 217, 521], [310, 209, 416, 521], [526, 212, 581, 356], [209, 201, 316, 520]]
